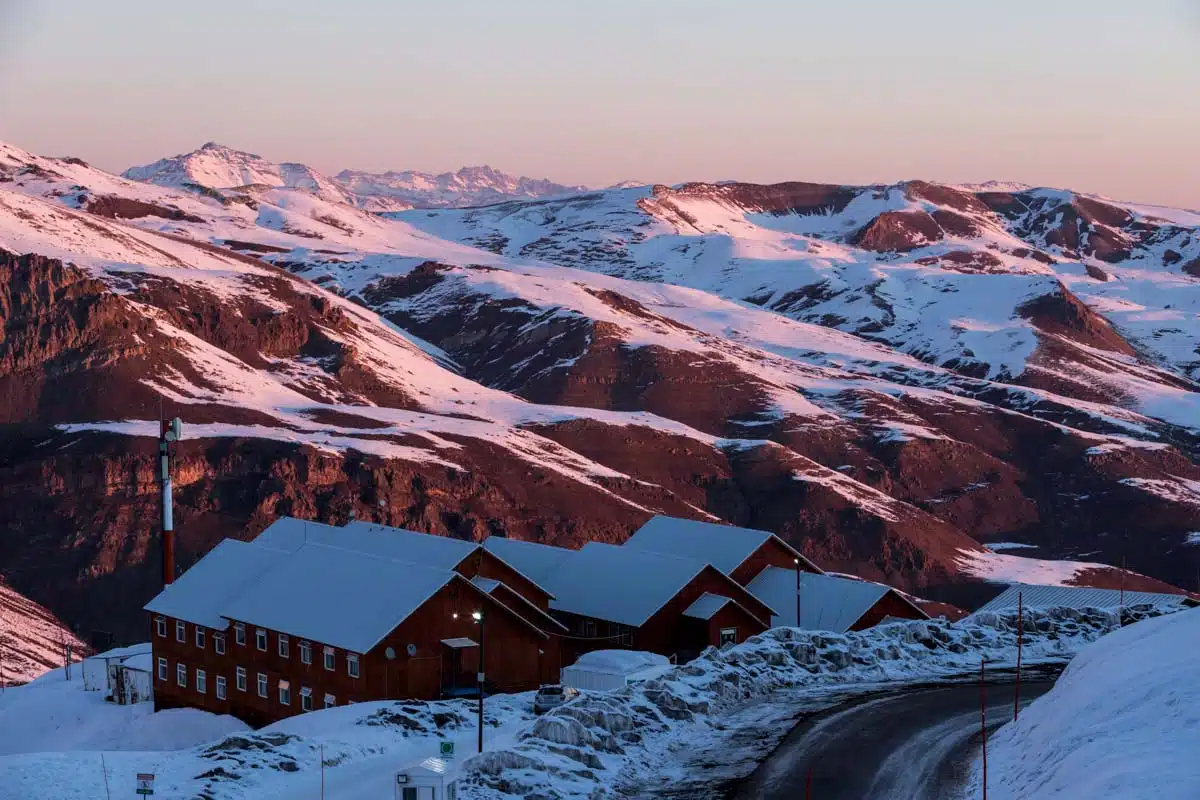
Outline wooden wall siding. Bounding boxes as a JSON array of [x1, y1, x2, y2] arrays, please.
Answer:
[[848, 590, 927, 631], [636, 566, 769, 658], [731, 537, 819, 586], [149, 579, 552, 728], [704, 601, 763, 647], [454, 549, 552, 610]]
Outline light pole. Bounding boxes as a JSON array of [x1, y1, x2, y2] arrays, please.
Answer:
[[472, 610, 485, 753], [793, 558, 801, 629]]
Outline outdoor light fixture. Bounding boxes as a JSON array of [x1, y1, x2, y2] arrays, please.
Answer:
[[471, 611, 482, 622]]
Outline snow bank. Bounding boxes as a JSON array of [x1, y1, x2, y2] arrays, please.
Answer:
[[570, 650, 669, 675], [458, 605, 1177, 799], [964, 607, 1200, 800]]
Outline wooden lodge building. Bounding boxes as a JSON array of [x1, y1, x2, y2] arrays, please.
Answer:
[[145, 515, 926, 726]]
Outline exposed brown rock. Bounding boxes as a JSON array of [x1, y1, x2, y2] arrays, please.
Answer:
[[853, 211, 944, 252], [85, 195, 205, 223], [1017, 283, 1135, 354], [1085, 264, 1112, 281]]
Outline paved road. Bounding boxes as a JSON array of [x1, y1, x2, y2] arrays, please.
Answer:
[[731, 679, 1054, 800]]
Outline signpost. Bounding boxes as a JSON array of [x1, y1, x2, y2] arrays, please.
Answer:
[[439, 741, 455, 759], [136, 773, 155, 796]]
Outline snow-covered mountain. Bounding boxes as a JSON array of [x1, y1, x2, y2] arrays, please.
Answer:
[[0, 581, 85, 685], [2, 137, 1198, 645], [122, 143, 589, 211]]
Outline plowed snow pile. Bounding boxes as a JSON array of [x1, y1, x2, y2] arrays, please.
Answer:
[[458, 605, 1180, 799], [964, 606, 1200, 800]]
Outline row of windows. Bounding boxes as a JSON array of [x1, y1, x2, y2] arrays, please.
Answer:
[[158, 658, 337, 711], [155, 617, 359, 677]]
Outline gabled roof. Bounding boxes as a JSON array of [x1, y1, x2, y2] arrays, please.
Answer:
[[682, 593, 733, 620], [144, 539, 289, 630], [470, 576, 568, 633], [747, 567, 919, 632], [624, 515, 823, 576], [254, 517, 476, 570], [222, 542, 459, 653], [482, 536, 575, 585], [544, 542, 711, 627], [973, 583, 1195, 616]]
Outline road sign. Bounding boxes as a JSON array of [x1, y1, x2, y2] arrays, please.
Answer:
[[136, 773, 154, 795], [439, 740, 455, 758]]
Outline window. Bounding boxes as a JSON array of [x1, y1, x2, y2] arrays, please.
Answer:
[[155, 616, 166, 638], [236, 667, 247, 692], [196, 669, 207, 694], [214, 633, 225, 655], [278, 634, 289, 659], [176, 662, 187, 688], [195, 627, 205, 649], [299, 641, 311, 665], [257, 672, 268, 698], [323, 693, 336, 709], [234, 622, 245, 646], [346, 653, 360, 679], [176, 620, 186, 643], [323, 646, 335, 671], [719, 627, 738, 647], [278, 680, 291, 706], [216, 676, 227, 700], [157, 657, 167, 681], [402, 788, 417, 800], [255, 628, 267, 651], [300, 687, 312, 711]]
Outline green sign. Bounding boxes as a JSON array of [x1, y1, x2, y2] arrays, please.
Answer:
[[136, 773, 155, 795], [439, 741, 455, 758]]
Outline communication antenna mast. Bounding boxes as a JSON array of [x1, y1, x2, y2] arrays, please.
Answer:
[[160, 416, 182, 587]]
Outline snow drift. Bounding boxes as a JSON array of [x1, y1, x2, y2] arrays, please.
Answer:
[[965, 606, 1200, 800]]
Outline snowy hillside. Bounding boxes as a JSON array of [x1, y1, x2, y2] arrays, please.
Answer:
[[965, 606, 1200, 799], [0, 582, 85, 685], [121, 143, 588, 210], [1, 136, 1198, 645]]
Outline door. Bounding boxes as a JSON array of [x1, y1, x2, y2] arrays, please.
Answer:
[[419, 788, 435, 800]]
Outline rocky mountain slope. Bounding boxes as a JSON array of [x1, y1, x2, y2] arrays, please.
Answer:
[[1, 138, 1198, 645], [0, 581, 85, 685], [122, 143, 588, 211]]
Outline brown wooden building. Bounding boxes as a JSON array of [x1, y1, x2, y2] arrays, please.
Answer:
[[145, 536, 557, 728]]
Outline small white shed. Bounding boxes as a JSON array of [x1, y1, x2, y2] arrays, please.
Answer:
[[561, 650, 672, 692], [394, 757, 458, 800], [110, 653, 154, 705], [81, 644, 151, 694]]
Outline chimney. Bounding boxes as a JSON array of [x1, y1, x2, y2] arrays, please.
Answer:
[[160, 417, 182, 586]]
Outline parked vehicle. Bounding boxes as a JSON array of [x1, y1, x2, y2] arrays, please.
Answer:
[[533, 684, 579, 714]]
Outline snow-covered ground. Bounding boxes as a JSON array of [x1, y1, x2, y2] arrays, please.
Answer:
[[1, 607, 1177, 800], [962, 606, 1200, 800]]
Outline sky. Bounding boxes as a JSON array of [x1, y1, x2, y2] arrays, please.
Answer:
[[1, 0, 1198, 206]]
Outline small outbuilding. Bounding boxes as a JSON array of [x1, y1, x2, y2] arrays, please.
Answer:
[[561, 649, 671, 692]]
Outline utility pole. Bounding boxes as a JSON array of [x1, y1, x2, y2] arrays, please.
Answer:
[[793, 558, 801, 628], [980, 657, 988, 800], [1014, 591, 1023, 722], [473, 610, 486, 753]]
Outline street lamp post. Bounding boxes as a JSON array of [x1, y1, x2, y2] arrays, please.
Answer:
[[472, 610, 485, 753], [793, 558, 801, 629]]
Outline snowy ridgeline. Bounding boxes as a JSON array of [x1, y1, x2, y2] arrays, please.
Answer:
[[963, 606, 1200, 800], [458, 605, 1175, 799]]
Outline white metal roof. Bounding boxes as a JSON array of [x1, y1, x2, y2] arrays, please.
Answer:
[[569, 649, 670, 675], [221, 542, 458, 653], [482, 536, 575, 584], [470, 576, 568, 633], [470, 577, 501, 593], [623, 515, 822, 575], [747, 567, 906, 632], [682, 593, 733, 620], [973, 583, 1193, 615], [144, 539, 289, 630], [254, 518, 477, 570], [544, 542, 708, 627]]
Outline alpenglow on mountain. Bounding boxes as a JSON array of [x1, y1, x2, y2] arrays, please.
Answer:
[[121, 142, 590, 210], [1, 135, 1199, 661]]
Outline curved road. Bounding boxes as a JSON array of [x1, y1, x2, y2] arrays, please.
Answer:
[[731, 680, 1054, 800]]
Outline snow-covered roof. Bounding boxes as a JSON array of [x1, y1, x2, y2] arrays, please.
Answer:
[[85, 643, 152, 662], [747, 567, 912, 632], [482, 536, 575, 585], [682, 593, 733, 620], [221, 542, 458, 654], [144, 539, 289, 630], [544, 542, 710, 627], [254, 518, 476, 570], [570, 649, 670, 675], [973, 583, 1194, 615], [470, 576, 567, 633], [623, 515, 822, 575]]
